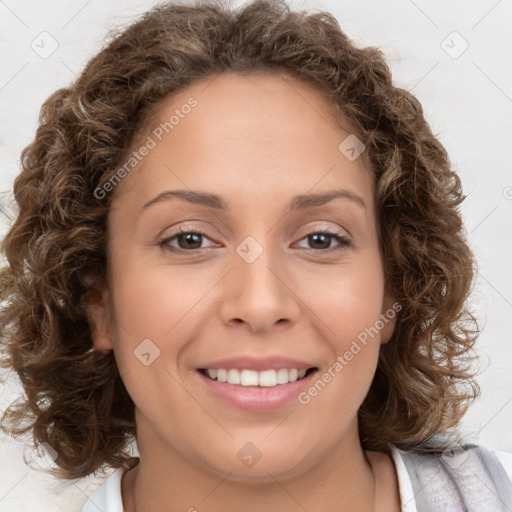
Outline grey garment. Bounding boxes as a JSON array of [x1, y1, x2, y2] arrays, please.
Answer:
[[397, 444, 512, 512]]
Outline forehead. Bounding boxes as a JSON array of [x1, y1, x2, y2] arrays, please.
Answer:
[[110, 70, 373, 212], [139, 70, 352, 136]]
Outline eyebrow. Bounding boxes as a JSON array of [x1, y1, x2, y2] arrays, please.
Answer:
[[141, 188, 367, 212]]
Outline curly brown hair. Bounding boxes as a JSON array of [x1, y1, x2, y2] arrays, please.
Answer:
[[0, 0, 479, 480]]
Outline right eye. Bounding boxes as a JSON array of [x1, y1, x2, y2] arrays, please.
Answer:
[[158, 228, 219, 253]]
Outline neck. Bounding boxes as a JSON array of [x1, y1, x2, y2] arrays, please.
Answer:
[[122, 419, 382, 512]]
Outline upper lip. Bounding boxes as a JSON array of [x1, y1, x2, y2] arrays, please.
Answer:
[[197, 356, 317, 372]]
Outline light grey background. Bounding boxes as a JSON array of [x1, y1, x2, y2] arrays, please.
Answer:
[[1, 0, 511, 510]]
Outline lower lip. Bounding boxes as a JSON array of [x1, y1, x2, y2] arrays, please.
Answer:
[[196, 370, 318, 412]]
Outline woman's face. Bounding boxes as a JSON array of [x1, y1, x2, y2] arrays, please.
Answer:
[[89, 71, 396, 481]]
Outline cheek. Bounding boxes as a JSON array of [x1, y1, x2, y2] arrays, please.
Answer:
[[106, 260, 201, 424], [106, 249, 231, 421], [109, 248, 214, 342], [106, 249, 212, 389], [297, 253, 385, 397], [302, 253, 386, 345]]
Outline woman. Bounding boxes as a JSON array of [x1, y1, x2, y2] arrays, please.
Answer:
[[1, 1, 511, 511]]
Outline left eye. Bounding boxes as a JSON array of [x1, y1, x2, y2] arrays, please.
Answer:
[[295, 231, 351, 251], [158, 229, 351, 253]]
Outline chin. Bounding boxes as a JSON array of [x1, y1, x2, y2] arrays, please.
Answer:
[[201, 449, 315, 484]]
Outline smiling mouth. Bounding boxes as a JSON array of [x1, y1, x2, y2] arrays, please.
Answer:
[[198, 367, 318, 387]]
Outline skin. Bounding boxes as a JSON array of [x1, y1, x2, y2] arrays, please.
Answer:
[[87, 70, 401, 511]]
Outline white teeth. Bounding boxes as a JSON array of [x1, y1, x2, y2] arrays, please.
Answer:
[[259, 370, 277, 387], [203, 368, 312, 387], [227, 369, 240, 385], [276, 368, 289, 384], [240, 369, 259, 386]]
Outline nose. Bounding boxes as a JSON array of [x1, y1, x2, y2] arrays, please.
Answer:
[[219, 240, 301, 334]]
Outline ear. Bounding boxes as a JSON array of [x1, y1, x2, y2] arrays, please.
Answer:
[[379, 286, 399, 345], [84, 279, 114, 353]]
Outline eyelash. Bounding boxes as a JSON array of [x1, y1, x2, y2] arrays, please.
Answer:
[[158, 227, 351, 254]]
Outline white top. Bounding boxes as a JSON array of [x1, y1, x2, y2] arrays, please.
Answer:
[[81, 447, 512, 512]]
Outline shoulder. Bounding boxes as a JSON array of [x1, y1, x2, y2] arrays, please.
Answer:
[[495, 449, 512, 481], [392, 443, 512, 512], [81, 468, 125, 512]]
